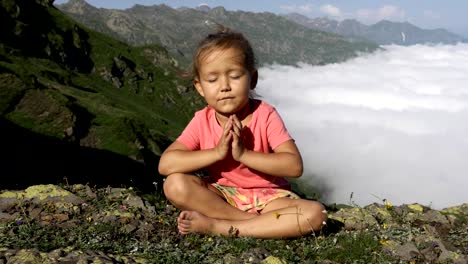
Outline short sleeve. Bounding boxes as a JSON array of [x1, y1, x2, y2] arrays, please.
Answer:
[[266, 107, 293, 150], [176, 114, 201, 151]]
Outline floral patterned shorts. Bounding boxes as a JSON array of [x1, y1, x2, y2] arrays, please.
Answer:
[[211, 184, 300, 214]]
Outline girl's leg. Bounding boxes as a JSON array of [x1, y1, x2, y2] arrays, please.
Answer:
[[163, 173, 255, 221], [177, 198, 327, 238]]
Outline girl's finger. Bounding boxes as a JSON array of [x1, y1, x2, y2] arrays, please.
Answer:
[[223, 120, 233, 136], [225, 131, 233, 142], [232, 115, 242, 129], [232, 136, 239, 148], [232, 123, 241, 137]]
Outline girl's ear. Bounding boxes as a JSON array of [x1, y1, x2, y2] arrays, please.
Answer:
[[193, 78, 205, 97], [250, 70, 258, 90]]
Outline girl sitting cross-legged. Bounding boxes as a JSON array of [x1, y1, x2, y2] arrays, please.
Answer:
[[158, 26, 327, 238]]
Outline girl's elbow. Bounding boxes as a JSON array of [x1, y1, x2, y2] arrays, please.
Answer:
[[158, 159, 171, 176], [158, 164, 167, 176], [289, 161, 303, 178], [283, 153, 303, 178], [290, 166, 303, 178]]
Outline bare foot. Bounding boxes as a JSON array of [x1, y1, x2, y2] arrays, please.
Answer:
[[177, 211, 216, 235]]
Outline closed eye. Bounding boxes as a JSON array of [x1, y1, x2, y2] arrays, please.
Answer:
[[230, 72, 244, 79]]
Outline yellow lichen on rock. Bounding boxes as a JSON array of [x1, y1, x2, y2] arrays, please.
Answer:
[[365, 203, 393, 223], [328, 207, 378, 230], [327, 214, 344, 223], [23, 184, 72, 200], [407, 204, 424, 212], [441, 203, 468, 216], [380, 239, 400, 252], [8, 249, 51, 263], [107, 210, 135, 218], [0, 191, 22, 199], [262, 256, 287, 264]]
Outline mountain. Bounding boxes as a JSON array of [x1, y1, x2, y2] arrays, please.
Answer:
[[285, 13, 464, 45], [0, 0, 203, 189], [57, 0, 378, 68]]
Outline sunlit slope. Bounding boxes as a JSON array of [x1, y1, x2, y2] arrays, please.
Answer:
[[0, 0, 203, 187]]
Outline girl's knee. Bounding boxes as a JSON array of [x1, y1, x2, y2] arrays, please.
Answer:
[[163, 173, 202, 202], [301, 201, 327, 231], [163, 173, 189, 200]]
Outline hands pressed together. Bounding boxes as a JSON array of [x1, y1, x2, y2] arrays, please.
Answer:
[[214, 115, 246, 162]]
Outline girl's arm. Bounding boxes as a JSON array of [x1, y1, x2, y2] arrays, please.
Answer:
[[230, 114, 303, 178], [159, 115, 236, 176], [158, 141, 220, 176], [236, 139, 304, 178]]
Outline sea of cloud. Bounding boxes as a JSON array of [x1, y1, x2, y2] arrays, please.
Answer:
[[257, 43, 468, 209]]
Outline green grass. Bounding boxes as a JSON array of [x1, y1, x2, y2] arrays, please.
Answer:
[[0, 185, 399, 263], [1, 0, 204, 161], [5, 111, 66, 139], [320, 232, 387, 263]]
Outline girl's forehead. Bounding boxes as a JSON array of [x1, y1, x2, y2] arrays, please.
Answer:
[[200, 47, 245, 66]]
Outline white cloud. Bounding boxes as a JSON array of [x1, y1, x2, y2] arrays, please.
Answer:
[[379, 5, 404, 19], [280, 4, 314, 14], [356, 5, 406, 24], [257, 44, 468, 209], [423, 10, 441, 20], [320, 4, 341, 17]]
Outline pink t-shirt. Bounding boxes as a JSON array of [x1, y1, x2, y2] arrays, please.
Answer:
[[177, 99, 292, 189]]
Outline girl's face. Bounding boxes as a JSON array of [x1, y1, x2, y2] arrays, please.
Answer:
[[194, 47, 255, 117]]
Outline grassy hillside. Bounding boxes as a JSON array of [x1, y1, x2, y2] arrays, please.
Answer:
[[0, 0, 203, 190]]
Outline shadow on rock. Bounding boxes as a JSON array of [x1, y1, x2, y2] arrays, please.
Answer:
[[0, 117, 160, 192]]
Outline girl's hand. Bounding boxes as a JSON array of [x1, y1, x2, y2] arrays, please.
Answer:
[[214, 115, 233, 161], [231, 115, 246, 162]]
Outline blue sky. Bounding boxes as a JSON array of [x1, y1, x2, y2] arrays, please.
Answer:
[[55, 0, 468, 37]]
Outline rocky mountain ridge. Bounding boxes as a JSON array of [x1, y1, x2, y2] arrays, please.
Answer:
[[57, 0, 378, 68], [285, 13, 465, 45]]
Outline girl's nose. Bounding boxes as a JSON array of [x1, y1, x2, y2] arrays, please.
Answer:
[[220, 76, 231, 92]]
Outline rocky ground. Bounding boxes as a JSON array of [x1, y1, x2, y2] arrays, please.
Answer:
[[0, 184, 467, 263]]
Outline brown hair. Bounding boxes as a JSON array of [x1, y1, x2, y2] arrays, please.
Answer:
[[192, 25, 257, 80]]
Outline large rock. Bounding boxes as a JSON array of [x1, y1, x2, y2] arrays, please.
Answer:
[[0, 184, 84, 208], [328, 207, 379, 230], [364, 203, 393, 224]]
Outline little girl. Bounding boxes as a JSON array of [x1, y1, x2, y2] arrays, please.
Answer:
[[158, 26, 326, 238]]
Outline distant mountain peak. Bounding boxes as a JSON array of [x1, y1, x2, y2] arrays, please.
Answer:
[[196, 3, 211, 12], [210, 6, 226, 14], [58, 0, 95, 14], [285, 14, 464, 45], [36, 0, 55, 7], [66, 0, 88, 6]]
